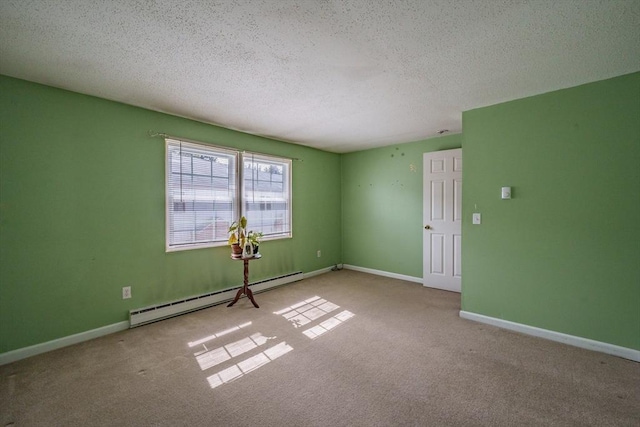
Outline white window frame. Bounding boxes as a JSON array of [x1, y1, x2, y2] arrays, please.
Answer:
[[165, 138, 292, 252]]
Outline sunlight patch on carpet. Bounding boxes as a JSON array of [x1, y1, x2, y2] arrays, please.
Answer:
[[191, 296, 355, 390], [194, 332, 273, 371], [187, 321, 252, 347], [302, 310, 355, 339], [207, 342, 293, 389], [274, 296, 341, 328]]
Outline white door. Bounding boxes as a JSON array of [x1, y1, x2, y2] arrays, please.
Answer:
[[423, 148, 462, 292]]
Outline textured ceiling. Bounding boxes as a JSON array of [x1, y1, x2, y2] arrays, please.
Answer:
[[1, 1, 639, 153]]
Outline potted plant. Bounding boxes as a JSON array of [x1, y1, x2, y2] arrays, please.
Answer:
[[247, 231, 263, 255], [228, 216, 247, 258]]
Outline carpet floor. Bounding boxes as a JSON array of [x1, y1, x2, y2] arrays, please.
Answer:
[[1, 270, 638, 426]]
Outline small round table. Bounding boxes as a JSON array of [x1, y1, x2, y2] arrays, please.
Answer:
[[227, 254, 261, 308]]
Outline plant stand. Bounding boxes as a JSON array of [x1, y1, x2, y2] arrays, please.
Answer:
[[227, 254, 261, 308]]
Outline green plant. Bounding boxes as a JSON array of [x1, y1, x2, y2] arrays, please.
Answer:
[[247, 230, 263, 247], [228, 216, 248, 246]]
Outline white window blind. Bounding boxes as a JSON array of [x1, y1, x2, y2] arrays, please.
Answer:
[[242, 153, 292, 239], [166, 138, 238, 251]]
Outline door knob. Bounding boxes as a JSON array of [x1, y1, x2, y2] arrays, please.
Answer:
[[424, 225, 432, 230]]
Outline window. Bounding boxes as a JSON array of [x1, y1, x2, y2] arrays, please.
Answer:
[[242, 153, 292, 239], [166, 138, 292, 252]]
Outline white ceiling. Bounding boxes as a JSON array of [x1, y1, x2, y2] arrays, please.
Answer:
[[1, 1, 638, 153]]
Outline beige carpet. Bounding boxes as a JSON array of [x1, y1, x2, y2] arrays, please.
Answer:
[[1, 270, 638, 426]]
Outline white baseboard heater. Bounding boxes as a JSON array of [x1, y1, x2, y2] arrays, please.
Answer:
[[129, 271, 303, 327]]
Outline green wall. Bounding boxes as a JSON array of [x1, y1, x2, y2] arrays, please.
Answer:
[[462, 72, 640, 350], [341, 134, 462, 277], [0, 76, 342, 353]]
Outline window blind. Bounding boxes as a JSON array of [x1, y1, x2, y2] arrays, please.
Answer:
[[242, 153, 292, 239], [166, 138, 238, 251]]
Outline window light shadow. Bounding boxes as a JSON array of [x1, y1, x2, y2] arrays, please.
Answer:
[[273, 296, 340, 328], [207, 342, 293, 389], [302, 310, 355, 339], [275, 296, 355, 339], [188, 320, 294, 390], [190, 296, 355, 390], [195, 332, 274, 371], [188, 321, 252, 348]]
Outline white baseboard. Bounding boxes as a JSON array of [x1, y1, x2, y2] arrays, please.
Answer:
[[0, 321, 130, 366], [304, 266, 334, 279], [459, 310, 640, 362], [342, 264, 422, 284]]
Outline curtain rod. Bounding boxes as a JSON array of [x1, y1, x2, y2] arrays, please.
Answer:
[[148, 130, 302, 161]]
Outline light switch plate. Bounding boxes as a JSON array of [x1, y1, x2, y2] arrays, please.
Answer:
[[472, 213, 481, 225]]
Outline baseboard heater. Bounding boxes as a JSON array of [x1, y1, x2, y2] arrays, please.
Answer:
[[129, 271, 303, 327]]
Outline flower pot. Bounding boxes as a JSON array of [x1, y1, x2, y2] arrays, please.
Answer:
[[231, 243, 243, 258]]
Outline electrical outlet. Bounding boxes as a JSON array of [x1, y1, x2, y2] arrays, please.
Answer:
[[122, 286, 132, 299], [317, 250, 321, 258]]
